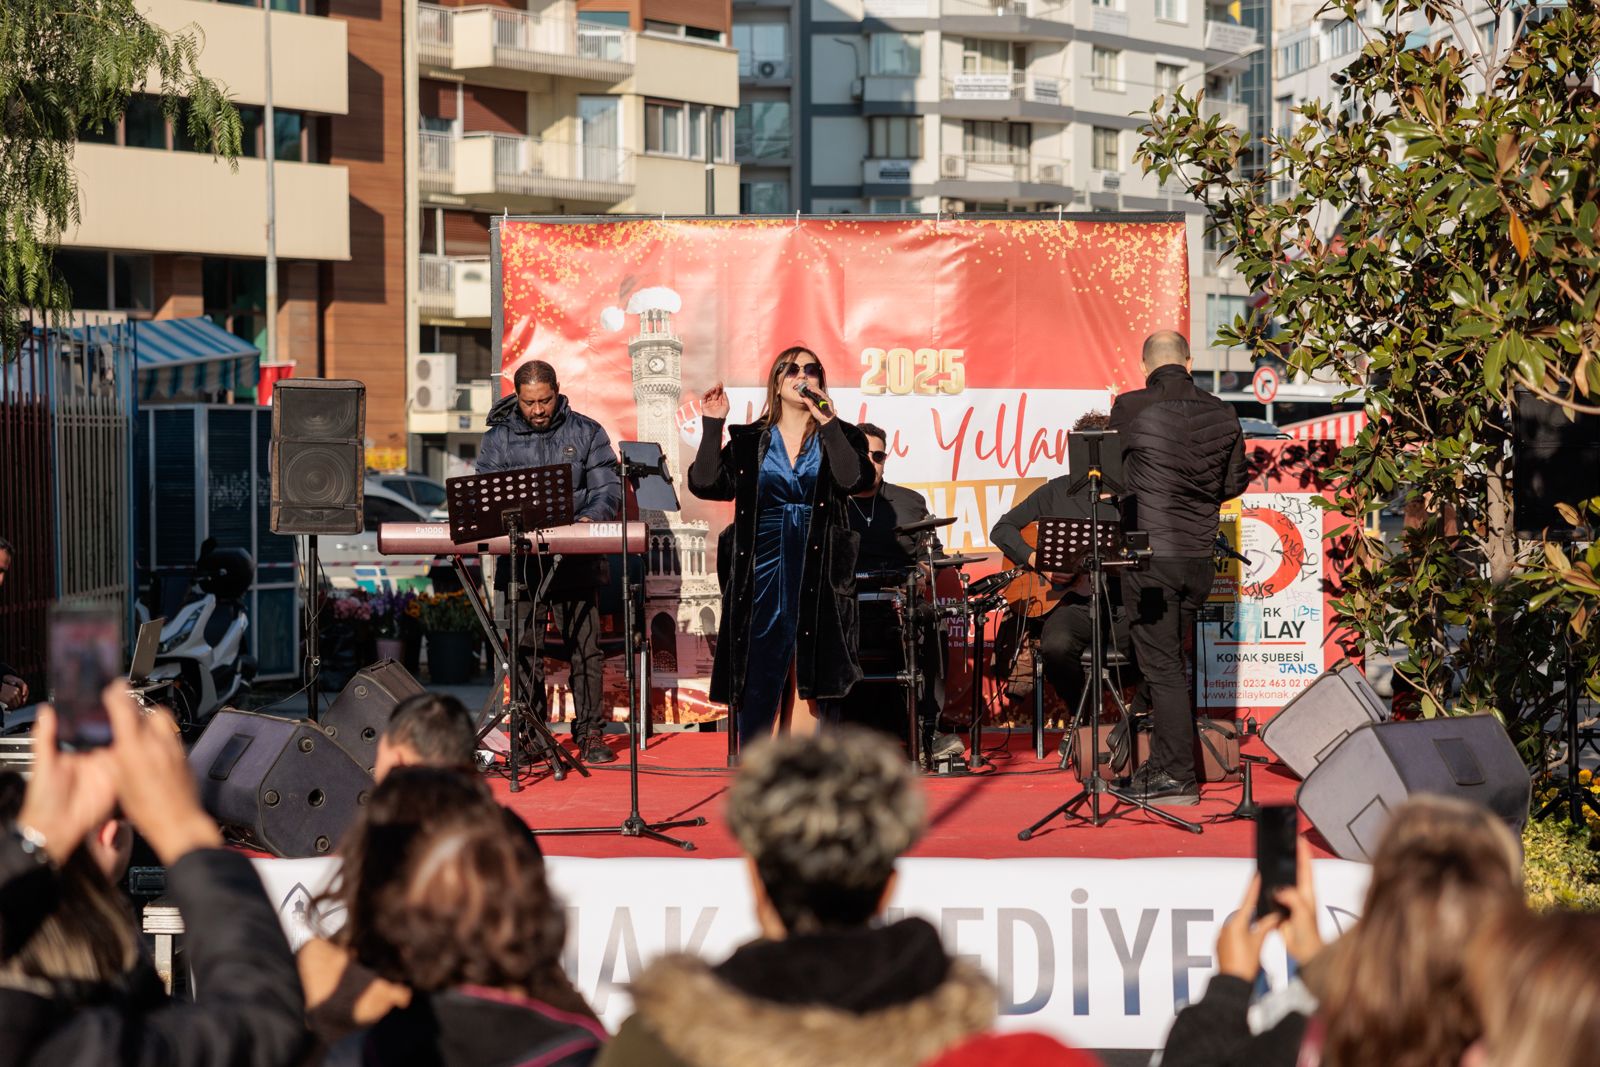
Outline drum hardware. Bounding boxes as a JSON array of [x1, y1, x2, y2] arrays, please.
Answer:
[[894, 514, 958, 536], [933, 553, 987, 569]]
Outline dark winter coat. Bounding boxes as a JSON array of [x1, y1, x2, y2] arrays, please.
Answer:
[[1108, 364, 1248, 557], [688, 416, 873, 704], [1156, 974, 1310, 1067], [323, 985, 606, 1067], [479, 393, 621, 591], [0, 845, 308, 1067], [595, 918, 996, 1067]]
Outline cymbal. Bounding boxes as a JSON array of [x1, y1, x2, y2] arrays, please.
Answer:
[[933, 553, 986, 569], [895, 515, 957, 536]]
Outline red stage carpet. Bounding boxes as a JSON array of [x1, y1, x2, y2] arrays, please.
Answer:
[[488, 731, 1330, 860]]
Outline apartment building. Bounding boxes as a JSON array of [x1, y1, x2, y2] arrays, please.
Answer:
[[729, 0, 1263, 383], [61, 0, 412, 462], [408, 0, 740, 476]]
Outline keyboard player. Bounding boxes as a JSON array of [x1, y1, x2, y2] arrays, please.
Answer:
[[477, 359, 621, 765]]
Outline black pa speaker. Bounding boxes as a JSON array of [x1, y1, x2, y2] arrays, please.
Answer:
[[321, 659, 426, 773], [271, 379, 366, 535], [1259, 661, 1389, 779], [1297, 716, 1530, 861], [189, 709, 374, 857], [1513, 386, 1600, 540]]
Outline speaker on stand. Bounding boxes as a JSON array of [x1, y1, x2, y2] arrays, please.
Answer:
[[270, 380, 366, 721]]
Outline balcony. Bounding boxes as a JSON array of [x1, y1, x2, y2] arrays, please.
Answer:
[[408, 378, 498, 435], [1204, 19, 1260, 72], [418, 254, 492, 322], [145, 0, 348, 114], [419, 130, 634, 205], [739, 57, 792, 83], [938, 153, 1070, 189], [938, 0, 1073, 38], [1200, 97, 1249, 128], [938, 74, 1071, 120], [418, 4, 635, 85]]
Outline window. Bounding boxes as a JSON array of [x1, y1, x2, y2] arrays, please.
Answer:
[[1091, 47, 1122, 91], [740, 180, 789, 213], [962, 120, 1030, 162], [1328, 19, 1362, 57], [961, 38, 1010, 74], [55, 251, 110, 310], [203, 257, 268, 350], [274, 111, 304, 162], [112, 255, 153, 312], [1091, 0, 1118, 7], [869, 116, 921, 159], [733, 24, 789, 78], [645, 100, 685, 155], [712, 108, 733, 163], [1155, 63, 1183, 98], [1154, 0, 1184, 20], [870, 198, 921, 213], [735, 101, 791, 162], [1478, 18, 1497, 54], [870, 33, 921, 75], [1206, 294, 1248, 347], [1276, 34, 1320, 75], [124, 95, 166, 149], [686, 25, 723, 42], [1092, 127, 1119, 170]]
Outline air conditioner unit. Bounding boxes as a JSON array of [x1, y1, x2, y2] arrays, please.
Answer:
[[411, 352, 457, 413], [757, 59, 780, 78], [1035, 163, 1063, 184], [469, 379, 494, 417], [941, 155, 966, 179]]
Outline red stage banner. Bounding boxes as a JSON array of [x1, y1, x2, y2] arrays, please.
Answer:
[[495, 216, 1190, 723]]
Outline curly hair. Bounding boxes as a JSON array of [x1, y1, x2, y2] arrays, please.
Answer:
[[727, 727, 925, 933]]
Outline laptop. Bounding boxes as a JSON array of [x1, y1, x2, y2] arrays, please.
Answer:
[[128, 618, 164, 685]]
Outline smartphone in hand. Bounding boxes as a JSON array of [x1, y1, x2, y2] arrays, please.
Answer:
[[49, 605, 120, 750], [1255, 803, 1298, 920]]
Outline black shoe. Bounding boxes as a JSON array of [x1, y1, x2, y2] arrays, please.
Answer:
[[1126, 764, 1199, 806], [580, 735, 618, 764]]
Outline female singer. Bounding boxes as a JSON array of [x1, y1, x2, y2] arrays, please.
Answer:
[[689, 347, 874, 747]]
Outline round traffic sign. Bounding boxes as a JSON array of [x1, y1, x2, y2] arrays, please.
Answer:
[[1252, 365, 1280, 404]]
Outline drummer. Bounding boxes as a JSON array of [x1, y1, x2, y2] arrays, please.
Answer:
[[848, 424, 944, 570]]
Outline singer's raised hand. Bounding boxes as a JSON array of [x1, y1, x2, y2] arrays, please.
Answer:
[[702, 383, 730, 420], [798, 382, 836, 423]]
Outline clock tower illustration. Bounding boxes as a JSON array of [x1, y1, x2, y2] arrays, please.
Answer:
[[627, 307, 721, 698]]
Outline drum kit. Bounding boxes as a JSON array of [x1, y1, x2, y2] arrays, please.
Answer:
[[852, 513, 1012, 774]]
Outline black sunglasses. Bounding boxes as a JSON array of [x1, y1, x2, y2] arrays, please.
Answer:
[[868, 450, 889, 463], [779, 362, 822, 379]]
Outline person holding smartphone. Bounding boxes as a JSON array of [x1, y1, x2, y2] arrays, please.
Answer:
[[0, 536, 29, 709], [689, 347, 874, 747]]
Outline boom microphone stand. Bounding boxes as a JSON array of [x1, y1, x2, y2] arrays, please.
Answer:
[[1018, 430, 1203, 839], [532, 442, 706, 850]]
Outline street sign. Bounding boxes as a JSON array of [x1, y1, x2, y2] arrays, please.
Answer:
[[1252, 365, 1281, 405]]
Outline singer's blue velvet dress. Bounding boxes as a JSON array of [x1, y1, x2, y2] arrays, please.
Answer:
[[736, 425, 821, 743]]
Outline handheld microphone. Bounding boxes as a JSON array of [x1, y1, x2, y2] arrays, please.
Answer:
[[1213, 534, 1251, 566], [797, 382, 833, 412]]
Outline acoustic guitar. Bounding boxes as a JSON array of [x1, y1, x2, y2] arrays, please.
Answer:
[[991, 522, 1081, 620]]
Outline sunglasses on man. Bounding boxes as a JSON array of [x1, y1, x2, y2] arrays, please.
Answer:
[[868, 450, 889, 463], [779, 362, 822, 379]]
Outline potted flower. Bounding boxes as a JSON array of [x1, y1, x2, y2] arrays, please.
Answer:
[[412, 591, 478, 685], [369, 590, 415, 664], [322, 592, 374, 691]]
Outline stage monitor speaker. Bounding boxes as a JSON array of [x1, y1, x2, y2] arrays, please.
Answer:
[[1513, 386, 1600, 540], [1297, 715, 1530, 862], [1259, 661, 1388, 780], [271, 379, 366, 535], [189, 709, 374, 858], [321, 659, 426, 774]]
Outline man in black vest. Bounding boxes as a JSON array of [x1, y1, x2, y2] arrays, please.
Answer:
[[1110, 332, 1248, 804]]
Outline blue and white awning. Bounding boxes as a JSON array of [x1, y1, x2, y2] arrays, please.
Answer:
[[132, 317, 259, 401]]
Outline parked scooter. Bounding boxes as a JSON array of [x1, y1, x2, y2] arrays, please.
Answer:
[[148, 544, 257, 734]]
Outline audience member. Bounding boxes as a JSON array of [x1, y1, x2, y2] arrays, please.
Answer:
[[598, 727, 997, 1067], [1462, 907, 1600, 1067], [0, 535, 28, 708], [372, 692, 478, 781], [1158, 795, 1524, 1067], [304, 767, 599, 1065], [0, 686, 307, 1066]]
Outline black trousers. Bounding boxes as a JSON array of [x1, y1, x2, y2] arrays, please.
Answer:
[[1122, 555, 1215, 779], [1037, 588, 1132, 718], [509, 591, 606, 739]]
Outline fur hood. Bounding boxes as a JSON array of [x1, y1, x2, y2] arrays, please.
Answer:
[[622, 949, 997, 1067]]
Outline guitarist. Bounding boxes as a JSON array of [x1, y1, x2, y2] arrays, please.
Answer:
[[988, 412, 1130, 736]]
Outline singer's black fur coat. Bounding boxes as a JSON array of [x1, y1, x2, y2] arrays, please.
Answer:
[[688, 415, 873, 708]]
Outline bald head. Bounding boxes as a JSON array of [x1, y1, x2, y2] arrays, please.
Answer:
[[1141, 331, 1191, 373]]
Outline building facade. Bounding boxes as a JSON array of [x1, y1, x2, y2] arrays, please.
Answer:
[[407, 0, 742, 478], [729, 0, 1262, 382]]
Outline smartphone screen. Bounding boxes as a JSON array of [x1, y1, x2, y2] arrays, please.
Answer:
[[1255, 803, 1298, 919], [49, 606, 120, 750]]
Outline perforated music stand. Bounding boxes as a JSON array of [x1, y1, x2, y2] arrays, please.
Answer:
[[1018, 432, 1202, 839], [447, 464, 583, 790]]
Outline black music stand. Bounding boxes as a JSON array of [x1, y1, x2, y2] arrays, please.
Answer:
[[1018, 431, 1203, 838], [447, 464, 584, 791], [531, 441, 706, 850]]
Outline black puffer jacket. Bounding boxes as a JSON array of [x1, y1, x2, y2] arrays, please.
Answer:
[[1108, 365, 1248, 556]]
